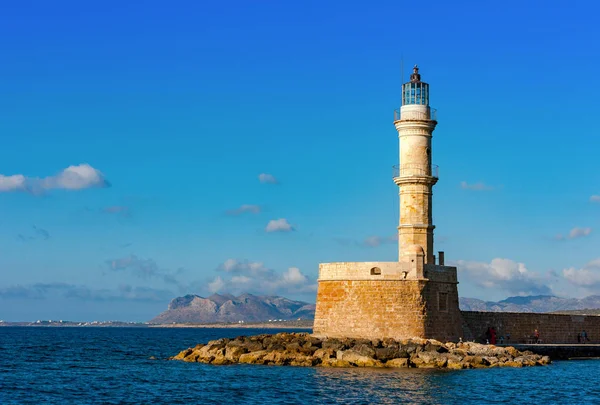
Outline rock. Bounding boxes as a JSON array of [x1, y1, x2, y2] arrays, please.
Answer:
[[243, 341, 264, 352], [260, 348, 317, 367], [411, 351, 448, 368], [319, 358, 353, 367], [266, 343, 286, 351], [239, 350, 268, 365], [340, 350, 383, 367], [501, 360, 524, 368], [385, 358, 409, 368], [313, 348, 335, 360], [322, 338, 344, 351], [538, 356, 551, 365], [482, 356, 499, 366], [514, 356, 537, 367], [285, 342, 301, 352], [225, 346, 248, 362], [375, 346, 402, 362], [446, 354, 465, 370], [211, 352, 231, 365], [172, 348, 193, 360], [352, 343, 376, 358]]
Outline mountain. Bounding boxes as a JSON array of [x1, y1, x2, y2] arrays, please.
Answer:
[[150, 293, 316, 324], [460, 295, 600, 313]]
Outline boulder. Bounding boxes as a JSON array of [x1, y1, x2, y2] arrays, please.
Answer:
[[375, 346, 402, 362], [225, 346, 248, 362], [313, 348, 336, 360], [239, 350, 268, 365], [319, 358, 353, 368], [411, 351, 448, 368], [385, 358, 409, 368], [340, 350, 383, 367], [352, 343, 376, 358]]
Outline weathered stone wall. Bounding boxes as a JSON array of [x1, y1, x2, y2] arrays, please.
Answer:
[[461, 311, 600, 344], [313, 262, 463, 341], [313, 279, 428, 340], [422, 279, 463, 342]]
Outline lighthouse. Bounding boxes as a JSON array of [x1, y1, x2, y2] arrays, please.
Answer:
[[394, 65, 438, 265], [313, 65, 463, 342]]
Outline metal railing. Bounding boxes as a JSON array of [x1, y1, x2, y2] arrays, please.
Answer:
[[393, 163, 439, 179], [394, 108, 437, 122]]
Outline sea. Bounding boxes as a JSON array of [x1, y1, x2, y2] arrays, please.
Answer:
[[1, 327, 598, 404]]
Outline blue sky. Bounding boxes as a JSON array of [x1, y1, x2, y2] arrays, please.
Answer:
[[1, 0, 599, 321]]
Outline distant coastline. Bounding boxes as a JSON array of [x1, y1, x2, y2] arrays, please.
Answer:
[[0, 320, 314, 329], [149, 320, 313, 329]]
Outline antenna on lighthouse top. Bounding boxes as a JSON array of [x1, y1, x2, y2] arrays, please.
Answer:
[[400, 56, 404, 110]]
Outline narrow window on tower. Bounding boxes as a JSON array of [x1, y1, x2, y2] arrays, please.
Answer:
[[438, 292, 448, 312]]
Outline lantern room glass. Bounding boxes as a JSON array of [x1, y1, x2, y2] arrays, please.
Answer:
[[402, 82, 429, 106]]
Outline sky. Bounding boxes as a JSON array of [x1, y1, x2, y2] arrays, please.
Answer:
[[1, 0, 599, 321]]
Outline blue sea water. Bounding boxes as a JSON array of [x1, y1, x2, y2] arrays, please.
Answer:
[[0, 327, 599, 404]]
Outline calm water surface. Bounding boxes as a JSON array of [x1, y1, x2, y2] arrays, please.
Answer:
[[0, 327, 598, 404]]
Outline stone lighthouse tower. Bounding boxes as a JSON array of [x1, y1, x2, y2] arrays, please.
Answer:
[[395, 65, 438, 264], [313, 65, 463, 342]]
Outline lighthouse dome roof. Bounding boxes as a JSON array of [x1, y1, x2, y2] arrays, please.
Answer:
[[405, 244, 425, 255]]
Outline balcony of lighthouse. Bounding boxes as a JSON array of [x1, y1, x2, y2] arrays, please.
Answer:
[[393, 163, 439, 181], [393, 107, 437, 123]]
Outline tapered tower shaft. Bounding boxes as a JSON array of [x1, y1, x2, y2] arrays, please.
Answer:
[[393, 65, 438, 264]]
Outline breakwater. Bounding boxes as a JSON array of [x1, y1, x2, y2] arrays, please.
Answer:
[[171, 332, 550, 369], [507, 344, 600, 360]]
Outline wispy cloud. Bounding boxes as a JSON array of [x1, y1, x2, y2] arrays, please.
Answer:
[[105, 255, 184, 286], [226, 204, 261, 216], [455, 258, 552, 296], [0, 164, 109, 194], [335, 234, 397, 248], [460, 181, 494, 191], [0, 282, 172, 302], [209, 259, 316, 296], [33, 225, 50, 240], [265, 218, 294, 232], [554, 227, 592, 241], [17, 225, 51, 242], [102, 206, 131, 217], [590, 195, 600, 203], [258, 173, 278, 184]]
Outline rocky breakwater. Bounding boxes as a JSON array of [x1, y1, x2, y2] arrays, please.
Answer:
[[171, 332, 551, 369]]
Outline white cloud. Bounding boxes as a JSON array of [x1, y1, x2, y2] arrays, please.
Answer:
[[363, 235, 397, 247], [563, 259, 600, 289], [0, 164, 109, 194], [265, 218, 293, 232], [258, 173, 278, 184], [282, 267, 308, 285], [455, 258, 552, 296], [590, 195, 600, 203], [226, 204, 261, 216], [218, 259, 270, 276], [208, 277, 225, 293], [555, 227, 592, 241], [0, 174, 26, 192], [460, 181, 494, 191], [209, 259, 316, 296]]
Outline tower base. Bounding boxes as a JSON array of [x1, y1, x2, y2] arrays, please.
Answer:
[[312, 261, 463, 342]]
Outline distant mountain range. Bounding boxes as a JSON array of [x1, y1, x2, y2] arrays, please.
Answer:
[[150, 293, 600, 324], [459, 295, 600, 313], [150, 293, 316, 324]]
